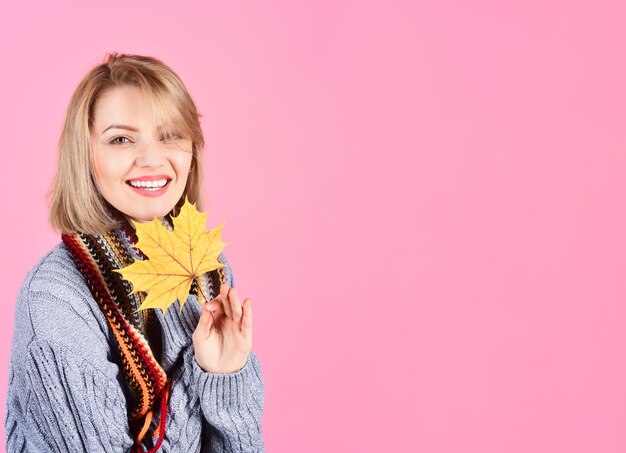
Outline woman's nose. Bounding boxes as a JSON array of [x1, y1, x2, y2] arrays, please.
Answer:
[[135, 139, 165, 167]]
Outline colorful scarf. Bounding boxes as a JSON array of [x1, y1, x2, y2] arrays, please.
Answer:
[[61, 209, 227, 452]]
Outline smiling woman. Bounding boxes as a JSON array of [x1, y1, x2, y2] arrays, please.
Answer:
[[5, 53, 265, 453], [90, 85, 194, 223]]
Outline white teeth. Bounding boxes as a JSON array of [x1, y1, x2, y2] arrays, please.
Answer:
[[129, 179, 168, 189]]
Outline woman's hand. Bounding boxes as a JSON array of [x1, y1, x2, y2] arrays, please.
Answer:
[[192, 283, 253, 374]]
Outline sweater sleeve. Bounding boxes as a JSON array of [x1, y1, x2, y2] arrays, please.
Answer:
[[182, 346, 266, 453], [6, 336, 138, 452]]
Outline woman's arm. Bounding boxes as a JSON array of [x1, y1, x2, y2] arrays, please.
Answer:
[[188, 252, 266, 452], [183, 345, 265, 452], [6, 335, 144, 452], [5, 319, 209, 452]]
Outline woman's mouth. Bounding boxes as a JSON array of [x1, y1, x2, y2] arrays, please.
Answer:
[[126, 178, 172, 197]]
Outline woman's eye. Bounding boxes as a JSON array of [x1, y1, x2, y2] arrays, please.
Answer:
[[161, 134, 180, 142], [110, 136, 130, 145]]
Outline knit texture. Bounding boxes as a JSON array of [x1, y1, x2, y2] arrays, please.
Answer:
[[5, 242, 265, 452]]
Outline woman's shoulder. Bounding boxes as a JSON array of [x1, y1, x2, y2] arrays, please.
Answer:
[[18, 241, 92, 309], [21, 241, 85, 293], [12, 241, 113, 365]]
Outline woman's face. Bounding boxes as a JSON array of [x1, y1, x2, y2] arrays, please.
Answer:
[[90, 85, 193, 224]]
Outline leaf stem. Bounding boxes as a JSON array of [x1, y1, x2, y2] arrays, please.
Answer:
[[197, 283, 208, 304]]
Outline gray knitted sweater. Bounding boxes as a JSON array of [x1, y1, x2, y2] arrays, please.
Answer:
[[4, 242, 265, 452]]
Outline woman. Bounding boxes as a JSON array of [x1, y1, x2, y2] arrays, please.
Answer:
[[5, 53, 265, 452]]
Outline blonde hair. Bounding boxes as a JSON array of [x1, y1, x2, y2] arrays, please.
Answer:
[[48, 52, 205, 235]]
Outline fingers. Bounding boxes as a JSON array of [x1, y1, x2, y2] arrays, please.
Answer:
[[216, 283, 250, 334], [193, 301, 214, 342], [206, 310, 214, 337], [228, 287, 243, 324], [220, 283, 233, 320], [241, 298, 253, 337]]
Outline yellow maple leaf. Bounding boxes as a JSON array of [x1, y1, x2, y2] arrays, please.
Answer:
[[113, 197, 229, 313]]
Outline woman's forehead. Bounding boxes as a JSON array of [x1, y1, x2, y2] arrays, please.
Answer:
[[94, 89, 183, 132]]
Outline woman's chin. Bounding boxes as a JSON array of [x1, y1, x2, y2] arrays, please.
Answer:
[[126, 212, 168, 224]]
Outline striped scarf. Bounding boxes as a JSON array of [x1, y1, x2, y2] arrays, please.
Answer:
[[61, 210, 226, 452]]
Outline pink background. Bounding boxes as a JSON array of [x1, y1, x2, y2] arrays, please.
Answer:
[[2, 1, 626, 452]]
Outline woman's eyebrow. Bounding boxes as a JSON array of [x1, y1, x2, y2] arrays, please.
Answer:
[[101, 124, 140, 135], [101, 124, 169, 135]]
